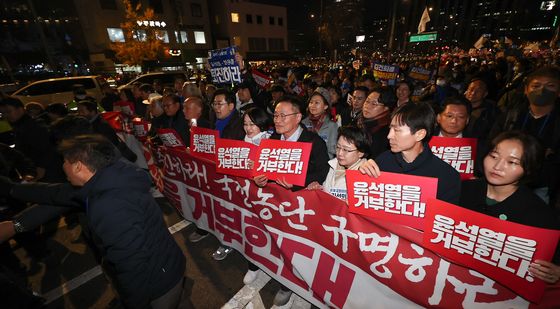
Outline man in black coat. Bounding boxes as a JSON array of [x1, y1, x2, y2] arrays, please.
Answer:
[[0, 135, 185, 309], [0, 97, 65, 182], [360, 102, 461, 204], [253, 95, 329, 305]]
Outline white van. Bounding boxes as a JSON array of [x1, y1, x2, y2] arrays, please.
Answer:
[[11, 76, 105, 107]]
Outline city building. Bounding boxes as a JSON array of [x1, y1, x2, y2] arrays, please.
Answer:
[[208, 0, 288, 61], [77, 0, 213, 72], [0, 0, 213, 76]]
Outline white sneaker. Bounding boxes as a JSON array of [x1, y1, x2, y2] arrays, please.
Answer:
[[243, 269, 259, 285], [273, 289, 292, 306]]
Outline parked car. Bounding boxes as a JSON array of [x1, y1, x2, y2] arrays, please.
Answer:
[[117, 71, 189, 91], [11, 76, 106, 107]]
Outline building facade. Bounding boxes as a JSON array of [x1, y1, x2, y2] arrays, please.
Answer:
[[208, 0, 288, 61], [76, 0, 213, 72]]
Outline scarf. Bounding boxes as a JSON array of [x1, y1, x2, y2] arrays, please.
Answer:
[[358, 110, 391, 134], [308, 113, 326, 133]]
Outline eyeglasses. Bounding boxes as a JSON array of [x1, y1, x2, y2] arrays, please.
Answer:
[[336, 145, 358, 153], [212, 101, 229, 107], [273, 112, 299, 120]]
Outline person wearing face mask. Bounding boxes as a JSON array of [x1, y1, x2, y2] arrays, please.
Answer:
[[490, 66, 560, 206]]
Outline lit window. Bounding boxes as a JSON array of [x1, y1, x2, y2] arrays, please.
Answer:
[[156, 30, 169, 43], [180, 31, 188, 43], [133, 30, 147, 42], [231, 13, 239, 23], [194, 31, 206, 44], [107, 28, 125, 42]]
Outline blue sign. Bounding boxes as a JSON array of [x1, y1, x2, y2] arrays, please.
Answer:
[[208, 46, 242, 85]]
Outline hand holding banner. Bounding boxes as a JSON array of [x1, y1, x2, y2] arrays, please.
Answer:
[[190, 126, 219, 161], [423, 198, 560, 303]]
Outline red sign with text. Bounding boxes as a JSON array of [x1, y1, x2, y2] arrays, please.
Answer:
[[157, 128, 185, 148], [190, 126, 219, 161], [423, 198, 560, 303], [253, 139, 311, 186], [429, 137, 477, 180], [132, 118, 149, 140], [346, 171, 438, 230], [215, 139, 257, 178]]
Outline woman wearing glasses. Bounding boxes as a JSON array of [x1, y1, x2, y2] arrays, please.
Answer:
[[357, 88, 393, 158], [307, 126, 369, 202], [302, 91, 338, 159]]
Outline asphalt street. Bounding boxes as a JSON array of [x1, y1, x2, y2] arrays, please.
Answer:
[[9, 197, 316, 309]]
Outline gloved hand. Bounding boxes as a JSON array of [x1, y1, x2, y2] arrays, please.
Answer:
[[0, 176, 15, 197]]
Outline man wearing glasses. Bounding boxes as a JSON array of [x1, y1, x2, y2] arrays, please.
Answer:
[[253, 95, 329, 306]]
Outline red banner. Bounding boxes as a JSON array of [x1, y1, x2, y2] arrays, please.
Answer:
[[429, 137, 478, 180], [253, 139, 311, 187], [157, 128, 185, 148], [346, 170, 438, 230], [215, 139, 257, 178], [142, 145, 560, 308], [190, 126, 219, 161], [423, 199, 560, 303]]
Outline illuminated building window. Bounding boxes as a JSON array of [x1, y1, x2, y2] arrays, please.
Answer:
[[133, 30, 147, 42], [156, 30, 169, 43], [194, 31, 206, 44], [231, 13, 239, 23], [107, 28, 125, 42]]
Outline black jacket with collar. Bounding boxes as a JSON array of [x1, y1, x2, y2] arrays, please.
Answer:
[[376, 143, 461, 204]]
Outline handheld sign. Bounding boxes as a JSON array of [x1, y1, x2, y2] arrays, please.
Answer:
[[346, 170, 438, 230], [215, 139, 257, 178], [157, 128, 185, 148], [208, 46, 242, 85], [424, 198, 560, 303], [253, 139, 312, 186], [190, 126, 219, 161], [429, 136, 477, 180]]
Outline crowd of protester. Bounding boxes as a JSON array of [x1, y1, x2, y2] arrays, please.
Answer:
[[0, 47, 559, 308]]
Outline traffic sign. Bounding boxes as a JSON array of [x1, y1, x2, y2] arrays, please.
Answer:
[[410, 32, 438, 42]]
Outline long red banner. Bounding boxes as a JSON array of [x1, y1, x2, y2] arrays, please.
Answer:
[[144, 145, 560, 308]]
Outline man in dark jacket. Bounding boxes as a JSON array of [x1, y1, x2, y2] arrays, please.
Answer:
[[212, 88, 245, 140], [0, 97, 65, 182], [0, 135, 185, 309], [149, 94, 190, 145], [360, 102, 461, 204], [253, 95, 329, 306]]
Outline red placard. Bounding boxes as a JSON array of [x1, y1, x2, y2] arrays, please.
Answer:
[[157, 128, 185, 148], [100, 111, 123, 132], [346, 170, 438, 230], [429, 136, 478, 180], [423, 198, 560, 303], [215, 139, 257, 178], [252, 139, 312, 187], [190, 126, 219, 161], [132, 118, 149, 140]]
